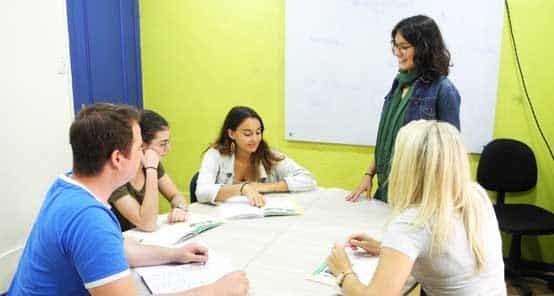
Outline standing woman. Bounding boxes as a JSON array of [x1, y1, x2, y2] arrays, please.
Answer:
[[109, 110, 188, 232], [195, 106, 316, 207], [346, 15, 461, 202], [328, 120, 506, 295]]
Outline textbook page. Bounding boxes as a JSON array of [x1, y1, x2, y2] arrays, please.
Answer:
[[123, 213, 222, 247], [307, 247, 378, 288], [218, 195, 302, 219], [135, 250, 234, 294]]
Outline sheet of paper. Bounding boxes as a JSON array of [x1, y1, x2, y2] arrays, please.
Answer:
[[135, 250, 234, 294], [307, 247, 378, 288]]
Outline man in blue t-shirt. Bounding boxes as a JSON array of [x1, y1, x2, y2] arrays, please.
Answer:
[[8, 104, 249, 296]]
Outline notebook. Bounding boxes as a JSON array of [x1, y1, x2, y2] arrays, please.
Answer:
[[218, 195, 303, 220]]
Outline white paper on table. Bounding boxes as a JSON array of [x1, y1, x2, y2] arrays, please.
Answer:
[[135, 250, 234, 294], [123, 213, 222, 247], [307, 247, 378, 288], [218, 195, 302, 219]]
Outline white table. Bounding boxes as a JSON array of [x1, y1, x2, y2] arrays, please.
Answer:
[[133, 188, 403, 295]]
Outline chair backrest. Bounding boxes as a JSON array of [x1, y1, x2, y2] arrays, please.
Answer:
[[189, 172, 199, 203], [477, 139, 537, 203]]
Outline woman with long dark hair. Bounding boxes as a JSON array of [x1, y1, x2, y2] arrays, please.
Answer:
[[346, 15, 461, 203], [196, 106, 316, 206]]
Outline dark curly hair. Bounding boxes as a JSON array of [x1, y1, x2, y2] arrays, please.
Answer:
[[392, 15, 451, 83]]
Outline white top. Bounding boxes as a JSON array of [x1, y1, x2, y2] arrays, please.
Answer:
[[196, 148, 317, 204], [381, 185, 506, 296]]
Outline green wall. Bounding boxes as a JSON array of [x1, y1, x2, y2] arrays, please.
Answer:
[[139, 1, 554, 262]]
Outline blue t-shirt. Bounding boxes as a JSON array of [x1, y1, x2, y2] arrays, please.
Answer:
[[8, 174, 129, 296]]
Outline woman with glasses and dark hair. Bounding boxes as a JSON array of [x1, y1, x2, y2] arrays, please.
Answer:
[[195, 106, 316, 207], [109, 110, 189, 232], [346, 15, 461, 203]]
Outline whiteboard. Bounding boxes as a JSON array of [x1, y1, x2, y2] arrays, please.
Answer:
[[285, 0, 504, 153]]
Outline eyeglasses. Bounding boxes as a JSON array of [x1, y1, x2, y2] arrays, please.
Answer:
[[155, 140, 170, 151], [391, 41, 413, 54]]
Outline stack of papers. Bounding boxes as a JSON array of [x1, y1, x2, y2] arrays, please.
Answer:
[[135, 250, 234, 294], [218, 195, 303, 220], [307, 247, 378, 288], [124, 213, 222, 247]]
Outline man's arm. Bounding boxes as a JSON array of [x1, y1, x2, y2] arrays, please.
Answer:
[[89, 276, 137, 296], [89, 269, 249, 296], [88, 275, 214, 296], [123, 239, 208, 267]]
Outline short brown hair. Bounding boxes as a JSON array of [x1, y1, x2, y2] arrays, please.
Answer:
[[70, 103, 140, 177]]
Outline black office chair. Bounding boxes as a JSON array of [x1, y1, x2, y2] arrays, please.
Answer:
[[189, 172, 199, 204], [477, 139, 554, 295]]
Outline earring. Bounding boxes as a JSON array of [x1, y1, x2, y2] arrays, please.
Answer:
[[230, 140, 236, 153]]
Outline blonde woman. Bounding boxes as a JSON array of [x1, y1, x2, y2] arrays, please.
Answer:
[[328, 120, 505, 295]]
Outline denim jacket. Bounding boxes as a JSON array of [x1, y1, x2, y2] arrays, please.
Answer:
[[382, 75, 461, 129], [196, 148, 317, 204]]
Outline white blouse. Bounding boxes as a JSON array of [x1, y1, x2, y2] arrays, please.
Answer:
[[381, 184, 506, 295], [195, 148, 317, 204]]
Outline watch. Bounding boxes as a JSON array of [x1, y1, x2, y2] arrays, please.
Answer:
[[173, 202, 188, 211], [336, 270, 355, 288]]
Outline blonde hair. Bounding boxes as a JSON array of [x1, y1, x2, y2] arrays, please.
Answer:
[[388, 120, 489, 272]]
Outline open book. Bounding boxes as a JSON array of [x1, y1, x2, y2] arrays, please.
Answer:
[[307, 247, 378, 288], [123, 213, 223, 247], [135, 250, 234, 294], [218, 195, 303, 220]]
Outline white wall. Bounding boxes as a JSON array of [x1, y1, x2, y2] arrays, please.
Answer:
[[285, 0, 504, 153], [0, 0, 74, 291]]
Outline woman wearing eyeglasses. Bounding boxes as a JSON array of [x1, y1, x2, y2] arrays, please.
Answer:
[[346, 15, 461, 203], [109, 110, 189, 232]]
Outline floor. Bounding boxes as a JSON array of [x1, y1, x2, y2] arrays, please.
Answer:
[[405, 278, 554, 296], [507, 278, 554, 296]]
